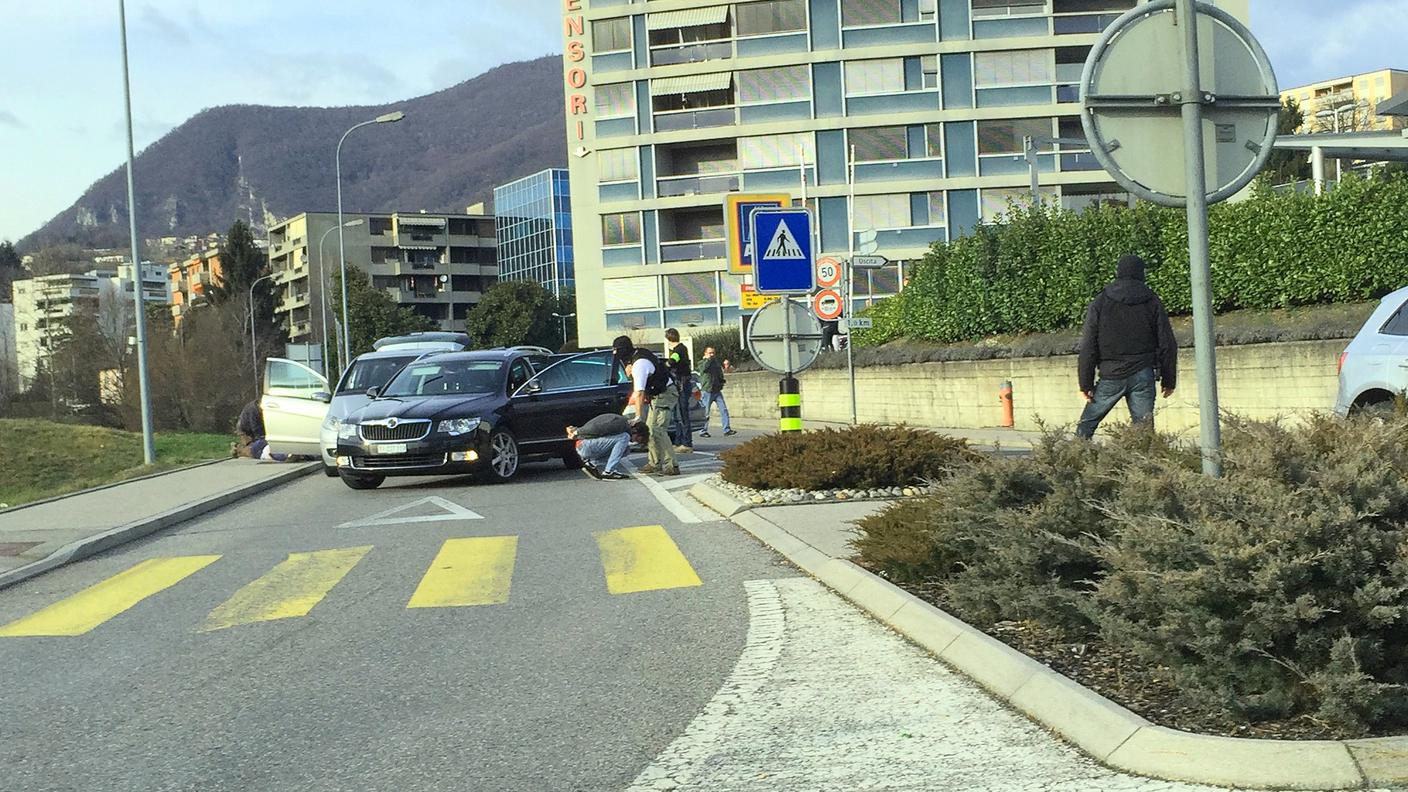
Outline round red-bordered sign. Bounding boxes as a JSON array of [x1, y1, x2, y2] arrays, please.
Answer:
[[815, 256, 842, 288], [812, 288, 844, 321]]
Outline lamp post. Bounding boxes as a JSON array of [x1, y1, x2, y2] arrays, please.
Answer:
[[317, 218, 364, 380], [336, 110, 405, 370], [249, 272, 275, 402], [551, 311, 575, 348], [118, 0, 156, 465], [1315, 102, 1356, 183]]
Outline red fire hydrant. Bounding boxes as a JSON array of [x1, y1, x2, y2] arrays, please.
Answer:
[[998, 380, 1014, 428]]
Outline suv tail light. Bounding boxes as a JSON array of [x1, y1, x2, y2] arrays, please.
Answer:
[[1338, 349, 1349, 375]]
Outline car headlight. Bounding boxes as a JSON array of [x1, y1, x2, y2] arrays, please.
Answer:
[[438, 417, 481, 436], [323, 415, 342, 431], [338, 422, 360, 440]]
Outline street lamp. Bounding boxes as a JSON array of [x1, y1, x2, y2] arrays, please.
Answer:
[[317, 218, 364, 380], [1315, 102, 1356, 183], [118, 0, 156, 465], [551, 311, 575, 348], [249, 272, 275, 402], [336, 110, 405, 369]]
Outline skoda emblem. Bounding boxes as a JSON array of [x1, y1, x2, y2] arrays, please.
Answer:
[[387, 418, 399, 429]]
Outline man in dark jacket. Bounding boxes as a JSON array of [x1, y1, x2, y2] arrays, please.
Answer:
[[1076, 254, 1177, 438], [567, 414, 649, 479]]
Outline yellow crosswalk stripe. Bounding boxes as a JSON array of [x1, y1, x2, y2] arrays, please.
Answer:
[[200, 546, 370, 632], [594, 525, 702, 595], [407, 536, 518, 608], [0, 555, 221, 637]]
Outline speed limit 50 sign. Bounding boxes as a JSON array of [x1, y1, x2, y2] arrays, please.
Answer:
[[813, 289, 844, 321], [815, 256, 842, 289]]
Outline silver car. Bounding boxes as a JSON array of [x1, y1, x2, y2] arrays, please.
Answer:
[[1334, 285, 1408, 416]]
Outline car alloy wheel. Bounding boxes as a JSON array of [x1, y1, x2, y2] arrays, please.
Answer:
[[487, 429, 520, 481]]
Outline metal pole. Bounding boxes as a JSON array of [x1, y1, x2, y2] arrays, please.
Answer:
[[779, 296, 801, 433], [118, 0, 155, 465], [317, 225, 334, 381], [1311, 145, 1325, 195], [1177, 0, 1221, 476], [335, 130, 355, 370], [1025, 135, 1041, 205], [846, 145, 858, 425]]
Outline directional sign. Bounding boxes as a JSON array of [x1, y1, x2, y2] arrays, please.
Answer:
[[846, 317, 874, 330], [815, 256, 842, 288], [725, 193, 790, 274], [1080, 0, 1279, 206], [851, 254, 889, 270], [751, 209, 814, 294], [746, 298, 825, 376], [813, 289, 844, 321]]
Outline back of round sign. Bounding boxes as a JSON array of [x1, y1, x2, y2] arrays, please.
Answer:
[[1079, 0, 1279, 206]]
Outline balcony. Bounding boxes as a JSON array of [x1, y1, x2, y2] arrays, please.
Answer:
[[650, 40, 734, 67], [279, 291, 311, 313], [660, 238, 726, 263], [657, 172, 741, 197], [653, 107, 737, 132], [1052, 12, 1123, 35]]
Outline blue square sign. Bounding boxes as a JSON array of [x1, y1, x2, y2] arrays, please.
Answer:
[[751, 209, 814, 294]]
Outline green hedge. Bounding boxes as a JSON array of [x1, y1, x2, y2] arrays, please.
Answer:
[[857, 172, 1408, 346]]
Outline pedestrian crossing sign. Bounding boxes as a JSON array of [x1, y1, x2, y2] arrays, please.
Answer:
[[751, 209, 814, 295]]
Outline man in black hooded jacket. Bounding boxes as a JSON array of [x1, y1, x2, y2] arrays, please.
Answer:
[[1075, 254, 1177, 438]]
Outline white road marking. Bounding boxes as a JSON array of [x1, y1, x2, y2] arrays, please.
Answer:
[[626, 578, 1250, 792], [337, 496, 483, 528], [627, 463, 704, 524]]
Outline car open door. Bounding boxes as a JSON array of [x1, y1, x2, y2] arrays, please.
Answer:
[[511, 351, 624, 452], [262, 358, 330, 456]]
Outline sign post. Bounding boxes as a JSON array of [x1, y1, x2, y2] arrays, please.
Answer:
[[751, 208, 817, 433], [1080, 0, 1278, 476]]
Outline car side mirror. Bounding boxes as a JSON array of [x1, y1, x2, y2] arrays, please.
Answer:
[[524, 380, 543, 395], [314, 391, 332, 403], [366, 387, 380, 400]]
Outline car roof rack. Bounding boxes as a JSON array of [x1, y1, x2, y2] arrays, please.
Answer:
[[372, 331, 471, 351]]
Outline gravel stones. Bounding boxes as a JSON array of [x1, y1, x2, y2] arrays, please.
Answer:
[[710, 476, 927, 507]]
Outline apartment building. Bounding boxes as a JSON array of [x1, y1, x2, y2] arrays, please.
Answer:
[[1282, 69, 1408, 134], [494, 169, 576, 298], [11, 264, 170, 388], [266, 211, 498, 346], [169, 245, 223, 324], [560, 0, 1248, 344]]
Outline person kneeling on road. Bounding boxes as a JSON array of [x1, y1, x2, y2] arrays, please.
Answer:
[[567, 415, 649, 480]]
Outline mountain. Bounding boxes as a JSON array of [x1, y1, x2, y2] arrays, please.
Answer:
[[19, 55, 566, 251]]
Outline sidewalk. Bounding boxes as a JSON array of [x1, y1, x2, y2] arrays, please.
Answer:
[[696, 487, 1386, 790], [0, 459, 318, 587]]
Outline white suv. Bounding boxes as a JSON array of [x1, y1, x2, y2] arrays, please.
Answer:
[[1334, 285, 1408, 416]]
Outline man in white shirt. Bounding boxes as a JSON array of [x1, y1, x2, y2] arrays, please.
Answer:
[[613, 336, 679, 476]]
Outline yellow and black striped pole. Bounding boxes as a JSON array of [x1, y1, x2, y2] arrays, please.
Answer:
[[779, 376, 801, 432]]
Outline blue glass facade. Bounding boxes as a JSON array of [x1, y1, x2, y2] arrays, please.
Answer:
[[493, 169, 575, 298]]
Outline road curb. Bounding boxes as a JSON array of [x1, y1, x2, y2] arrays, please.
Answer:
[[0, 462, 319, 591], [687, 481, 753, 517], [693, 479, 1395, 790]]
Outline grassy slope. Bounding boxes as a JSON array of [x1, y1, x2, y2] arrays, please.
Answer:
[[0, 419, 230, 508]]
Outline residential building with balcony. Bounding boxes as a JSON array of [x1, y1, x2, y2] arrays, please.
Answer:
[[266, 211, 498, 346], [1282, 69, 1408, 134], [493, 169, 575, 298], [561, 0, 1248, 344], [11, 263, 170, 389], [169, 245, 224, 324]]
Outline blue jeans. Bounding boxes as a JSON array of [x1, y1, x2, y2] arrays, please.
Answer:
[[1076, 368, 1157, 439], [701, 390, 730, 433], [671, 386, 693, 448], [577, 433, 630, 474]]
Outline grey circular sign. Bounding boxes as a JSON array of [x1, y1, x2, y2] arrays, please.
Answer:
[[746, 298, 824, 376], [1080, 0, 1280, 206]]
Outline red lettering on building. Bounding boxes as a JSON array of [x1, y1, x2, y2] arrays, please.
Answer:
[[567, 68, 587, 89], [569, 94, 588, 115], [567, 39, 585, 62], [565, 15, 584, 36], [563, 0, 588, 142]]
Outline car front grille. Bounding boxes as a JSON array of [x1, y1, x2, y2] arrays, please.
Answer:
[[353, 453, 448, 470], [359, 420, 431, 442]]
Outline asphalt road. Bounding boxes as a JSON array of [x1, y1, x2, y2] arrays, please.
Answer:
[[0, 434, 792, 792]]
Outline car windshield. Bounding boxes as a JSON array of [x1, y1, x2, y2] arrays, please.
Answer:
[[338, 355, 417, 394], [381, 359, 505, 397]]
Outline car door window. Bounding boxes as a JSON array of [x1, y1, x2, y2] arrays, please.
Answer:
[[526, 351, 614, 394], [508, 360, 533, 393], [1380, 301, 1408, 336], [338, 355, 417, 393], [265, 359, 327, 399]]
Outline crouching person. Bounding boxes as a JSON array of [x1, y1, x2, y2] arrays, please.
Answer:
[[567, 414, 650, 480]]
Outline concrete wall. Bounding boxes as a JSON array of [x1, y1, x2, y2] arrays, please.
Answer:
[[724, 340, 1344, 435]]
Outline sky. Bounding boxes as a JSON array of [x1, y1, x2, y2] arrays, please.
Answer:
[[0, 0, 1403, 244]]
